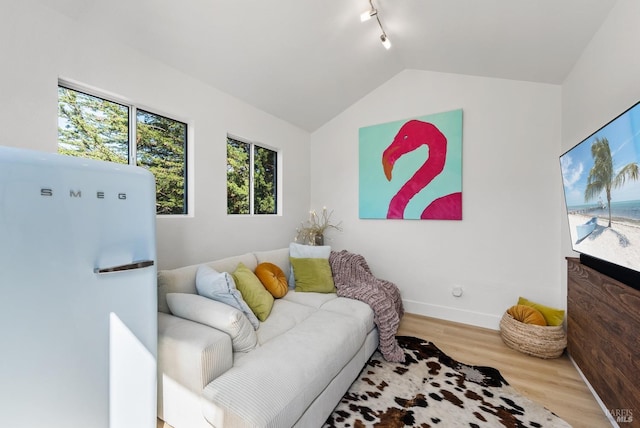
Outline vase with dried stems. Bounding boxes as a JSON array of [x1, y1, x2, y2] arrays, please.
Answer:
[[295, 207, 342, 246]]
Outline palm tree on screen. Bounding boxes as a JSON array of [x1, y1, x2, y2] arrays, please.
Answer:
[[585, 137, 639, 227]]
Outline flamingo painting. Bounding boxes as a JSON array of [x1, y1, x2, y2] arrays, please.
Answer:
[[381, 119, 462, 220]]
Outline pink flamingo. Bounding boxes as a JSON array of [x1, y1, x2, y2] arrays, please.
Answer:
[[382, 120, 462, 220]]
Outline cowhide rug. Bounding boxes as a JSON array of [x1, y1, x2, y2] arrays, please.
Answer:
[[324, 336, 571, 428]]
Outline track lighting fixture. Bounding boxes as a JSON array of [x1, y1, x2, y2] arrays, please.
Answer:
[[360, 0, 391, 49]]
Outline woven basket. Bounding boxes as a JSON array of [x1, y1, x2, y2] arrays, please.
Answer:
[[499, 312, 567, 359]]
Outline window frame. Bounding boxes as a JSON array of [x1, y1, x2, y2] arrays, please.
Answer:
[[57, 79, 191, 217], [226, 134, 281, 216]]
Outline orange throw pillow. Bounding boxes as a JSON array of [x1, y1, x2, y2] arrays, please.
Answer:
[[507, 304, 547, 326], [255, 262, 288, 298]]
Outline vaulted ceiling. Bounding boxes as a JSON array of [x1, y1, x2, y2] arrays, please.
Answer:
[[38, 0, 617, 131]]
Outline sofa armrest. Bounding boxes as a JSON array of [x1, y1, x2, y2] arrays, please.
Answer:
[[158, 312, 233, 395]]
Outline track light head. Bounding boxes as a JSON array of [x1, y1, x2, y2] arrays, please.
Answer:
[[380, 34, 391, 50], [360, 8, 377, 22]]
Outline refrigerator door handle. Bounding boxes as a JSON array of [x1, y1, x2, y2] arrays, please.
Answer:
[[94, 260, 155, 274]]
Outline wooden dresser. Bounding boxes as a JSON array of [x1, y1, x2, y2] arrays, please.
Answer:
[[566, 257, 640, 420]]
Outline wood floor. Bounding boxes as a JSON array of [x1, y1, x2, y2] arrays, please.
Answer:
[[158, 313, 612, 427], [397, 313, 612, 427]]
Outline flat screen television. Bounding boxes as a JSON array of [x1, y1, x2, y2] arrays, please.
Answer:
[[560, 101, 640, 290]]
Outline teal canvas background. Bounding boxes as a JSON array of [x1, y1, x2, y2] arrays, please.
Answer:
[[359, 109, 463, 219]]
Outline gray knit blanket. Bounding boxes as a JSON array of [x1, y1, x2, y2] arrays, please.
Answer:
[[329, 250, 405, 362]]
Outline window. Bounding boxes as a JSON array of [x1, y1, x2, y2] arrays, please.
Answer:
[[57, 84, 188, 215], [226, 136, 278, 215]]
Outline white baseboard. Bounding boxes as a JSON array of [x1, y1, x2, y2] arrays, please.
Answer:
[[402, 299, 502, 331], [568, 354, 618, 427]]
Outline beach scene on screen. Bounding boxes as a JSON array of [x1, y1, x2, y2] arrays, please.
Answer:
[[560, 103, 640, 271]]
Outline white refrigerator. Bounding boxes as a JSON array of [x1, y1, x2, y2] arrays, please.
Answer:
[[0, 146, 157, 428]]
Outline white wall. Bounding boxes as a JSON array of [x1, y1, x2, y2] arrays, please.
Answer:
[[310, 70, 562, 329], [0, 0, 311, 269], [5, 0, 631, 330], [561, 0, 640, 263]]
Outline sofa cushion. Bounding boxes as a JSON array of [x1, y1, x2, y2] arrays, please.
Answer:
[[232, 263, 274, 322], [517, 296, 565, 326], [157, 252, 257, 314], [209, 253, 259, 275], [195, 264, 260, 330], [321, 297, 376, 335], [289, 242, 332, 258], [507, 304, 547, 326], [281, 289, 337, 308], [288, 243, 331, 288], [290, 257, 336, 293], [202, 309, 367, 427], [282, 291, 375, 334], [255, 262, 288, 298], [254, 299, 317, 345], [166, 293, 258, 353], [254, 248, 290, 278]]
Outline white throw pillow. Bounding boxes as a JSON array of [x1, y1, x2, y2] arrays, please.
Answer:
[[166, 293, 259, 353], [195, 264, 260, 330], [288, 242, 331, 288]]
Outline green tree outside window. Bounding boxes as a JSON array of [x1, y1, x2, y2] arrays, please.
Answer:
[[227, 136, 277, 215], [58, 85, 187, 214]]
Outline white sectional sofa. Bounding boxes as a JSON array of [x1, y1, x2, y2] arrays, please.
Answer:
[[156, 248, 379, 428]]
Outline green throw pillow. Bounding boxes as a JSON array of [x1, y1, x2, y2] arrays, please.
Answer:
[[232, 262, 274, 322], [517, 296, 565, 326], [290, 257, 336, 293]]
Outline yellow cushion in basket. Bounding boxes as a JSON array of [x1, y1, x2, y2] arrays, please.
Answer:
[[507, 304, 547, 326], [517, 296, 565, 326]]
